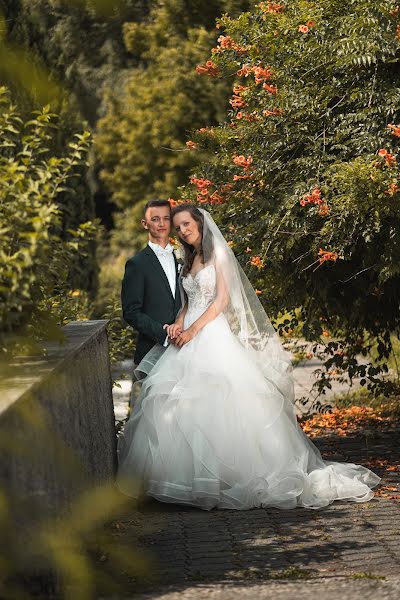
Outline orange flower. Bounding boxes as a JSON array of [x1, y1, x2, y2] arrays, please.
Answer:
[[208, 191, 225, 205], [253, 66, 273, 84], [229, 95, 247, 109], [307, 20, 316, 27], [259, 1, 285, 13], [168, 198, 185, 207], [306, 352, 313, 359], [298, 24, 309, 33], [196, 127, 214, 135], [233, 154, 253, 169], [378, 148, 397, 167], [236, 65, 252, 77], [255, 289, 263, 295], [245, 247, 252, 253], [318, 248, 339, 264], [388, 123, 400, 137], [239, 111, 260, 123], [318, 203, 330, 216], [385, 183, 400, 196], [233, 84, 249, 95], [186, 140, 198, 150], [322, 329, 330, 337], [195, 60, 219, 77], [263, 108, 283, 116], [233, 174, 253, 180], [190, 177, 213, 189], [300, 186, 324, 207], [220, 183, 234, 193], [250, 255, 264, 269], [262, 83, 278, 94], [215, 35, 248, 55]]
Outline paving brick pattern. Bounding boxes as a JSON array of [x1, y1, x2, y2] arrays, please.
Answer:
[[103, 425, 400, 599]]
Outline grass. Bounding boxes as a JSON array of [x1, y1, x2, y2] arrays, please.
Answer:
[[270, 566, 316, 580], [351, 572, 386, 580], [334, 387, 400, 415]]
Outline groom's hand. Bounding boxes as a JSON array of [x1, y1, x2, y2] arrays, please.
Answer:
[[164, 322, 183, 340]]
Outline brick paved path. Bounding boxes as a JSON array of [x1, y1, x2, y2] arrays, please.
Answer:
[[101, 422, 400, 599]]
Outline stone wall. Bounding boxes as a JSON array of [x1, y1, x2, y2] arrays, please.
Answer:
[[0, 320, 117, 562]]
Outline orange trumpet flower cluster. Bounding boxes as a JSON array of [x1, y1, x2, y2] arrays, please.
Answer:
[[300, 187, 323, 206], [250, 255, 264, 269], [318, 248, 339, 264], [263, 83, 278, 94], [186, 140, 198, 150], [190, 177, 233, 205], [236, 64, 276, 90], [378, 148, 397, 167], [253, 66, 274, 84], [385, 182, 400, 196], [236, 111, 260, 122], [298, 21, 316, 34], [212, 35, 249, 55], [233, 154, 253, 169], [300, 187, 330, 216], [388, 123, 400, 137], [168, 198, 186, 208], [233, 84, 249, 95], [195, 60, 219, 77], [259, 2, 285, 13], [229, 95, 247, 109]]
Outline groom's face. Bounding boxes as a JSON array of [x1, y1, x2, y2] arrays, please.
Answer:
[[142, 206, 171, 243]]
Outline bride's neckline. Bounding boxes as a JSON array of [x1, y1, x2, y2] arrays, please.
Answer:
[[186, 263, 215, 280]]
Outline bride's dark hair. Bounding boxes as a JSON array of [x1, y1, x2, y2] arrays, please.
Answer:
[[171, 204, 207, 277]]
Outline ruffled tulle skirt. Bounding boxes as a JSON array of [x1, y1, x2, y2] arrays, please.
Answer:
[[116, 310, 380, 510]]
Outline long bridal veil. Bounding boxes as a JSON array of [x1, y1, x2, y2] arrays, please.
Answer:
[[198, 208, 294, 412]]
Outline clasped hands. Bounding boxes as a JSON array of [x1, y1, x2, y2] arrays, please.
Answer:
[[163, 322, 195, 347]]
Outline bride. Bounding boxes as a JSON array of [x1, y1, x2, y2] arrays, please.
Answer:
[[116, 204, 380, 510]]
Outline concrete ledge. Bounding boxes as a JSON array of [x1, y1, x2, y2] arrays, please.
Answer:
[[0, 320, 117, 530]]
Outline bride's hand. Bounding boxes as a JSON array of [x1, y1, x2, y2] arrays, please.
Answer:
[[175, 326, 196, 348]]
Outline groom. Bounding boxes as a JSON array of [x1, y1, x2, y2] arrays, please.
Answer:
[[121, 199, 182, 376]]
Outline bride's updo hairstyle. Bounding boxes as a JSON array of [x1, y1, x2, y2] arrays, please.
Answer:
[[171, 204, 214, 277]]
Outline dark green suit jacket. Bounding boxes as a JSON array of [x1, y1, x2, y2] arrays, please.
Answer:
[[121, 245, 182, 365]]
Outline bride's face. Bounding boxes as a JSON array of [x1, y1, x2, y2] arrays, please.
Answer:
[[173, 211, 202, 248]]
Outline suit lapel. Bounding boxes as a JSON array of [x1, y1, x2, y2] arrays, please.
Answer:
[[173, 253, 182, 311], [144, 246, 174, 301]]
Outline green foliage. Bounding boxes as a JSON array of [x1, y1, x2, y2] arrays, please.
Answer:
[[94, 1, 238, 210], [179, 0, 400, 393], [0, 88, 96, 355], [93, 0, 250, 312]]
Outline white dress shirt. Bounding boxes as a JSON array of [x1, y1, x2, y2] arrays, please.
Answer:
[[148, 241, 176, 347]]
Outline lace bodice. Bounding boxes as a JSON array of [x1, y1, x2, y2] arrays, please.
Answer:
[[182, 264, 216, 314]]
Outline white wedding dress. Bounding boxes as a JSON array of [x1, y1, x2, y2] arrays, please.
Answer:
[[116, 262, 380, 510]]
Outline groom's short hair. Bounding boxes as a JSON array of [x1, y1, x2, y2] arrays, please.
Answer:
[[143, 199, 171, 216]]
